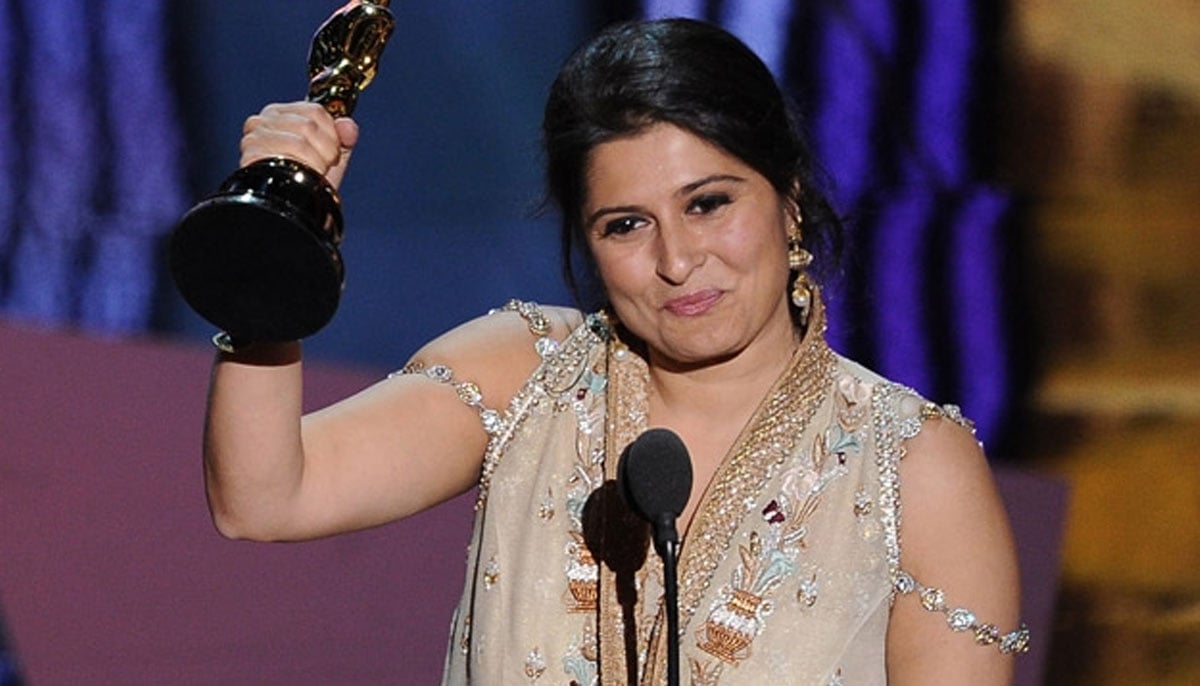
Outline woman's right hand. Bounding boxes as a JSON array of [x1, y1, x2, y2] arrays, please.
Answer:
[[239, 101, 360, 190]]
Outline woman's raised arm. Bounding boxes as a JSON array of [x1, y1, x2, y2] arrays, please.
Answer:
[[200, 101, 576, 541]]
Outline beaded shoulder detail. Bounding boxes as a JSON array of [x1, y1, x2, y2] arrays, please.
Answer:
[[871, 381, 980, 578], [871, 382, 1030, 656], [474, 306, 607, 510], [387, 300, 567, 436]]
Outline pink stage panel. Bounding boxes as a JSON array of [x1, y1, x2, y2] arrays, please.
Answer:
[[0, 322, 472, 684]]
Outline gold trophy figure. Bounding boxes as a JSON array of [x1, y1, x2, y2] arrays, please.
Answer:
[[170, 1, 395, 344]]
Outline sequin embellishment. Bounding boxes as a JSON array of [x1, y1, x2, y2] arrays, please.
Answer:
[[483, 557, 500, 590], [524, 647, 546, 680]]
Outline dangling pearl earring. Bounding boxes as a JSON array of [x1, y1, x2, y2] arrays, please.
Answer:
[[788, 218, 815, 325]]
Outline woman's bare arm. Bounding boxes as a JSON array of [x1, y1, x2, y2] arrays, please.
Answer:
[[886, 418, 1023, 685], [200, 100, 579, 541]]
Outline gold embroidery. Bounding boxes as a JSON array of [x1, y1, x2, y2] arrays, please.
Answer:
[[598, 323, 652, 683], [697, 587, 766, 665], [695, 416, 847, 665], [565, 531, 599, 613], [674, 338, 836, 633], [689, 656, 724, 685]]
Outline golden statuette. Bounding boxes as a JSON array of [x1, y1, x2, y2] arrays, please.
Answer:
[[170, 1, 397, 343]]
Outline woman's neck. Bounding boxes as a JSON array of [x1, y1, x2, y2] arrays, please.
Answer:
[[645, 319, 800, 425]]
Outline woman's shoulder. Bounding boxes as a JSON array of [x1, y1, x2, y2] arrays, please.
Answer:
[[828, 358, 1027, 678], [413, 300, 582, 355], [828, 355, 976, 440]]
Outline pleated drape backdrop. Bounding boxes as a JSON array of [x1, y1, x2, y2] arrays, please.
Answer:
[[0, 3, 183, 680], [0, 0, 185, 335]]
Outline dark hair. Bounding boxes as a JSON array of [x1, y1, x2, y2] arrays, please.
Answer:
[[542, 18, 844, 315]]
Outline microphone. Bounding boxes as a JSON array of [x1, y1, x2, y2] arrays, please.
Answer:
[[618, 428, 692, 686]]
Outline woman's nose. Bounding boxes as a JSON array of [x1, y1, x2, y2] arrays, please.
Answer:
[[654, 219, 704, 285]]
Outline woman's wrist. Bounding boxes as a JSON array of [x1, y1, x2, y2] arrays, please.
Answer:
[[211, 331, 301, 364]]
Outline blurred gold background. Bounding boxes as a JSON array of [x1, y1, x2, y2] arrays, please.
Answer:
[[1005, 1, 1200, 683]]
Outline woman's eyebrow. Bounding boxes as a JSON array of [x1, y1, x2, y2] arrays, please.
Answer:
[[584, 174, 748, 227], [678, 174, 747, 195]]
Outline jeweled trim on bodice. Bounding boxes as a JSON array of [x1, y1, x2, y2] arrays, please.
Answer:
[[475, 312, 609, 510]]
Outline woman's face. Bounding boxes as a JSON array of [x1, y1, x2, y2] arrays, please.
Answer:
[[583, 123, 796, 369]]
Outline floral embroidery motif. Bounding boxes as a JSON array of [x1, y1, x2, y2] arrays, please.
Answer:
[[561, 380, 603, 615], [563, 625, 599, 686], [525, 646, 547, 680], [689, 657, 724, 685], [695, 373, 869, 666], [670, 338, 837, 665], [554, 334, 605, 625], [475, 309, 605, 510]]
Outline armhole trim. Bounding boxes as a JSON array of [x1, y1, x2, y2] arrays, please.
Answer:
[[875, 385, 1028, 655], [872, 382, 906, 585], [875, 383, 983, 584]]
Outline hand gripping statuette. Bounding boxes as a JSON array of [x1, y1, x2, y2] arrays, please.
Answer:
[[170, 1, 396, 343]]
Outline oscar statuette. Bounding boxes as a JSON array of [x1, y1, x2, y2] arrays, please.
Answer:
[[170, 1, 395, 343]]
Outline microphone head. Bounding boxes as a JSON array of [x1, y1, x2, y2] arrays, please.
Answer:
[[618, 428, 693, 525]]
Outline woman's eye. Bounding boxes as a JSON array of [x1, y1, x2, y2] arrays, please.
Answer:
[[688, 193, 732, 215], [602, 216, 644, 236]]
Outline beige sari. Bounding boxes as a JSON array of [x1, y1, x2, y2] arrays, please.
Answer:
[[434, 300, 1008, 685]]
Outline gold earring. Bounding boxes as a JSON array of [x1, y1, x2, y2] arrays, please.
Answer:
[[787, 219, 814, 324]]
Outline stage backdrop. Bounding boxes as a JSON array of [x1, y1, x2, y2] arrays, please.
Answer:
[[0, 0, 1021, 444]]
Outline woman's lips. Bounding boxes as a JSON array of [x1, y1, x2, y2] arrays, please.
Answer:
[[664, 289, 723, 316]]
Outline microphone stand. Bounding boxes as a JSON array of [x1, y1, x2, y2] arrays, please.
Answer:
[[655, 515, 682, 686], [662, 538, 681, 686]]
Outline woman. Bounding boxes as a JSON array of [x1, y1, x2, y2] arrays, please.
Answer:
[[205, 18, 1026, 685]]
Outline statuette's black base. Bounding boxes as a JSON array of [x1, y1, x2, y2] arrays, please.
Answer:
[[169, 158, 345, 342]]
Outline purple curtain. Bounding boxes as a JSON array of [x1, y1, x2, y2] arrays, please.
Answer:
[[0, 0, 185, 334]]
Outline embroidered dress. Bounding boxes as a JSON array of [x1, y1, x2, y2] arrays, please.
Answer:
[[432, 300, 1025, 685]]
